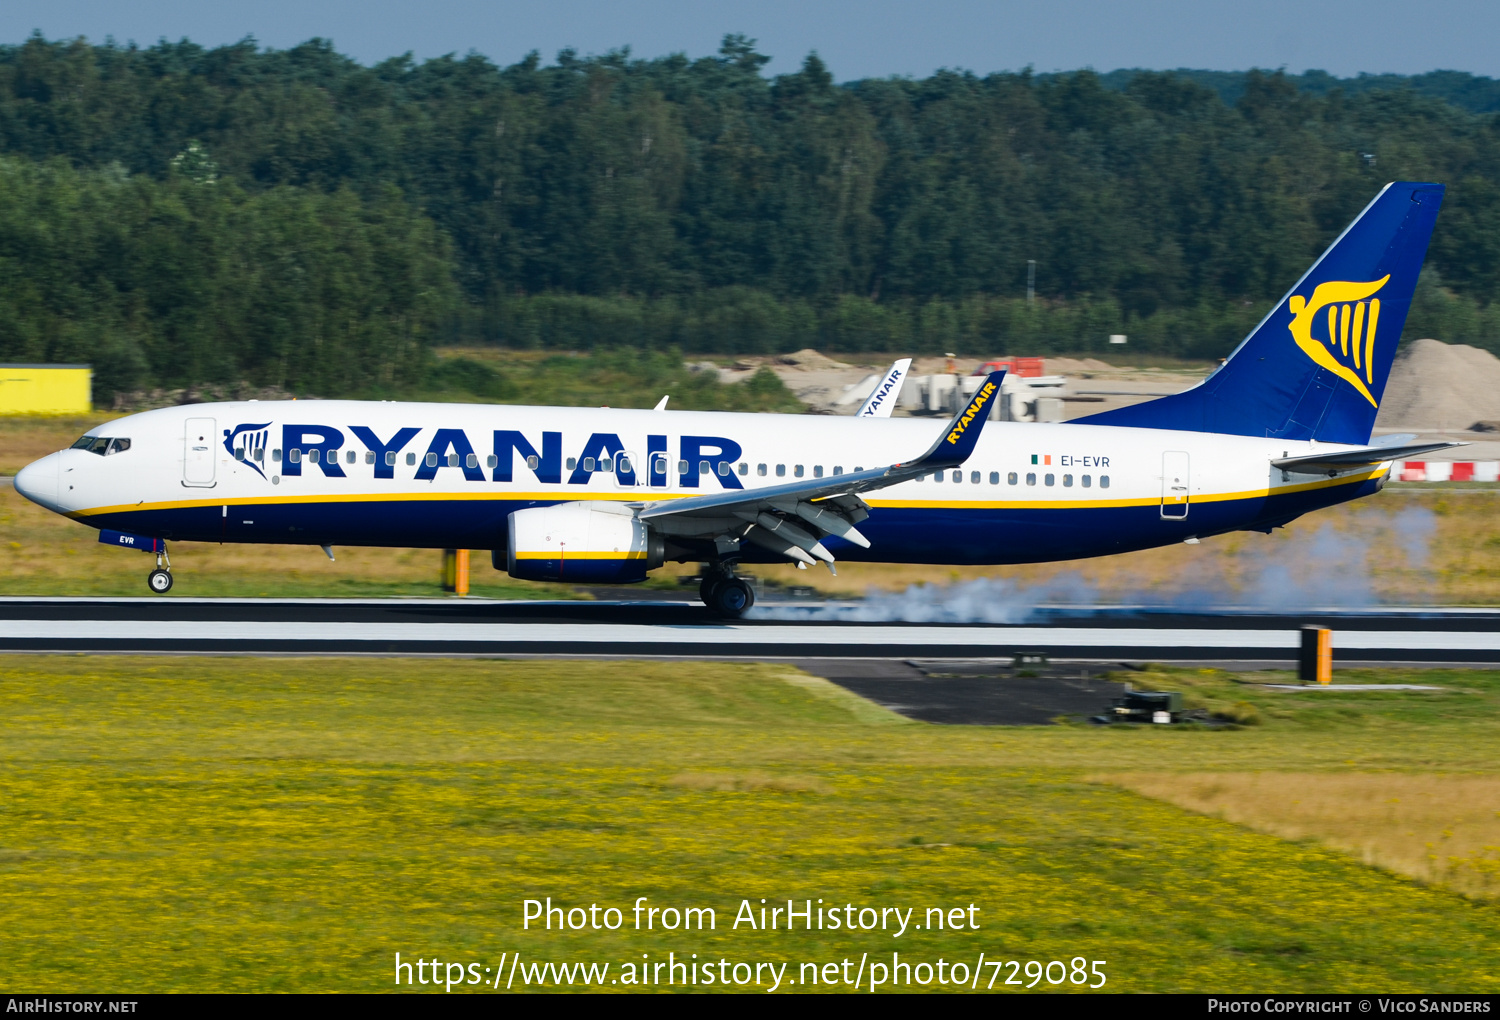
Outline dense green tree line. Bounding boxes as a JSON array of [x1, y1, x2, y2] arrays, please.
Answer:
[[2, 33, 1500, 397], [0, 157, 454, 398]]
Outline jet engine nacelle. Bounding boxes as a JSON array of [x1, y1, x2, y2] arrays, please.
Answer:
[[507, 502, 663, 583]]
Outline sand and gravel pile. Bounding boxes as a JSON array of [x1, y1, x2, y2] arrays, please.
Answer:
[[1375, 339, 1500, 431], [774, 349, 854, 371]]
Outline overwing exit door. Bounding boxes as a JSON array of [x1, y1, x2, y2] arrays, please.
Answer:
[[184, 417, 216, 486], [1161, 451, 1189, 519]]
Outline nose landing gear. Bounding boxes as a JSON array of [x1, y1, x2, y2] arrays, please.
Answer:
[[147, 546, 173, 594]]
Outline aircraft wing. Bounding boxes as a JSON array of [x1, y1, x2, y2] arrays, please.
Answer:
[[1271, 441, 1467, 473], [636, 371, 1004, 567], [855, 358, 912, 417]]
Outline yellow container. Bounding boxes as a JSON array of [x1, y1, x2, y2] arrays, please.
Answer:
[[0, 364, 93, 415]]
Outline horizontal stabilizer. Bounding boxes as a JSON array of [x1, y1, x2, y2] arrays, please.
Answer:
[[1271, 441, 1466, 473]]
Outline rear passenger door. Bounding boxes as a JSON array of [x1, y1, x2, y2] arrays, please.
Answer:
[[1160, 451, 1189, 519]]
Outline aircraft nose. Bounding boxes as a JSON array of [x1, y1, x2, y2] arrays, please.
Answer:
[[14, 452, 62, 512]]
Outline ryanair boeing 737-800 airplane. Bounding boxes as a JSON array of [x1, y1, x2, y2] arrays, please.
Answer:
[[14, 182, 1460, 616]]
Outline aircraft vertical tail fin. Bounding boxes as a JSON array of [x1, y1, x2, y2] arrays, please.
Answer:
[[1070, 182, 1444, 444]]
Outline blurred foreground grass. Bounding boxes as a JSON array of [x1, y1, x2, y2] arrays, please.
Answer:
[[1, 656, 1498, 992]]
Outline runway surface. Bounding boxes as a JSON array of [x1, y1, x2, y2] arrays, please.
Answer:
[[4, 596, 1500, 663]]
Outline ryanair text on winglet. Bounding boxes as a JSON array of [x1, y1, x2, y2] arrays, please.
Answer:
[[945, 381, 997, 445]]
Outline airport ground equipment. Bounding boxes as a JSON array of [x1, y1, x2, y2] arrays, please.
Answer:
[[1102, 689, 1185, 725]]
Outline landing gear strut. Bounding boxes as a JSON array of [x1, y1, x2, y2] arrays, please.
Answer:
[[699, 566, 754, 618], [147, 545, 173, 594]]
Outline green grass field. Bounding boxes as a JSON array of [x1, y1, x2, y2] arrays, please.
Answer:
[[2, 656, 1498, 993]]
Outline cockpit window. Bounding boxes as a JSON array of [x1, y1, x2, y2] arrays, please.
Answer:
[[70, 436, 130, 456]]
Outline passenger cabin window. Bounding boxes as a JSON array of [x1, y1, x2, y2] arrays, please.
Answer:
[[487, 455, 498, 469], [1100, 475, 1110, 488], [699, 460, 711, 475], [758, 464, 767, 476], [234, 448, 246, 461], [366, 451, 376, 465], [273, 449, 282, 462], [813, 465, 823, 478], [567, 457, 577, 470], [386, 451, 397, 466], [289, 449, 302, 464], [347, 450, 357, 464], [617, 456, 630, 473], [677, 460, 689, 475], [466, 453, 479, 469], [1026, 472, 1036, 486], [933, 471, 942, 483], [971, 471, 980, 484], [308, 449, 320, 464], [406, 452, 416, 466], [1007, 472, 1017, 485], [738, 462, 748, 476], [425, 452, 438, 467], [990, 471, 1000, 485], [583, 457, 596, 472], [794, 465, 804, 478], [1045, 473, 1055, 486], [1063, 474, 1073, 487], [952, 470, 962, 483], [718, 461, 730, 476], [833, 466, 843, 475], [1082, 475, 1091, 488], [776, 464, 786, 477], [527, 455, 540, 470]]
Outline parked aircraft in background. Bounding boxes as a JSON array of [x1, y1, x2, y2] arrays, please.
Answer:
[[15, 182, 1459, 616]]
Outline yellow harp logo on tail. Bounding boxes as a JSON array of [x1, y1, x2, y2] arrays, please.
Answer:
[[1287, 275, 1389, 407]]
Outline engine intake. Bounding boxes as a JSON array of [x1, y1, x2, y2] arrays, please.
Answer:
[[507, 502, 663, 583]]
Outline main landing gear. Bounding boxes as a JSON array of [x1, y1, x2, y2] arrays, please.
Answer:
[[147, 545, 173, 594], [699, 567, 755, 618]]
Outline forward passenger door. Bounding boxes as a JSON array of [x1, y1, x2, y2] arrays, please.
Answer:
[[184, 417, 216, 487]]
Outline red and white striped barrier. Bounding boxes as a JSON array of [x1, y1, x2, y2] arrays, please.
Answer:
[[1397, 461, 1500, 482]]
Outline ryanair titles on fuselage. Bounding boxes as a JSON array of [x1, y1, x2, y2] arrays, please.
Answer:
[[235, 422, 748, 489]]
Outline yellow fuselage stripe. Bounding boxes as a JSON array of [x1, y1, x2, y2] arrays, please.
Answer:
[[66, 468, 1384, 519]]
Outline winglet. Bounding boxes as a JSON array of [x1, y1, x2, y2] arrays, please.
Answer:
[[903, 370, 1005, 469], [856, 358, 912, 417]]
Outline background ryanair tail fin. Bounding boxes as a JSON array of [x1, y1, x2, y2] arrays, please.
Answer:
[[1070, 181, 1444, 445]]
